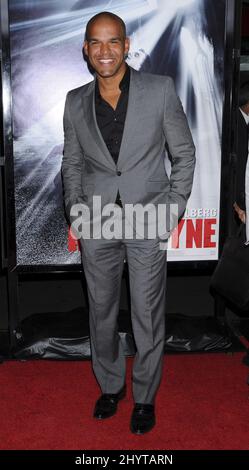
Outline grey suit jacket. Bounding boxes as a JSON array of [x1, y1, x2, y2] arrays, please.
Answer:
[[61, 67, 195, 234]]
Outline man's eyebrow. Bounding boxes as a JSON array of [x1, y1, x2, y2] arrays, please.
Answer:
[[88, 36, 122, 41]]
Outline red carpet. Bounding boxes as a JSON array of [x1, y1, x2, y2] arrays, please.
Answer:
[[0, 353, 249, 450]]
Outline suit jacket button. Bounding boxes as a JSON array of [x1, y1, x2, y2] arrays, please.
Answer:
[[117, 170, 122, 176]]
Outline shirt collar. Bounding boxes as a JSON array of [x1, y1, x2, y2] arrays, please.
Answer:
[[119, 65, 130, 92]]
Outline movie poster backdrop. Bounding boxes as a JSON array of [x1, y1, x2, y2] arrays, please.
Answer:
[[9, 0, 226, 264]]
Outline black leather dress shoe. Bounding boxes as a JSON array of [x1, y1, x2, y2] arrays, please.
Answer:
[[130, 403, 155, 434], [93, 384, 126, 419]]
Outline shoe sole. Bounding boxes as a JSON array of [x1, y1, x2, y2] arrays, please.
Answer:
[[130, 419, 155, 434]]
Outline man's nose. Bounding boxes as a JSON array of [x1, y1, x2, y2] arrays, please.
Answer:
[[100, 42, 111, 56]]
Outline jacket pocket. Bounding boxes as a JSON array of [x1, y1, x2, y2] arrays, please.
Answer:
[[146, 180, 169, 192], [85, 184, 94, 194]]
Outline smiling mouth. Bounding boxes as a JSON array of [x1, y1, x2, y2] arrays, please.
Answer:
[[98, 59, 115, 64]]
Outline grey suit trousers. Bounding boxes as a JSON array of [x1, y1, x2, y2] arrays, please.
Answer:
[[80, 213, 167, 405]]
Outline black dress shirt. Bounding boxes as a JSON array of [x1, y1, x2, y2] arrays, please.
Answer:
[[95, 66, 130, 207]]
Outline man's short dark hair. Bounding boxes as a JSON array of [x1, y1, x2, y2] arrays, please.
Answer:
[[239, 81, 249, 107], [85, 11, 126, 41]]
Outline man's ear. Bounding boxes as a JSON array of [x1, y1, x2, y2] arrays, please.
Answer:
[[83, 40, 88, 56], [124, 37, 130, 56]]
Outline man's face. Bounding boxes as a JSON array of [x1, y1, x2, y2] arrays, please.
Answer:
[[83, 17, 130, 79]]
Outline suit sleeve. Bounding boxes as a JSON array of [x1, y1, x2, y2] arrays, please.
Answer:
[[163, 77, 196, 221], [61, 92, 85, 222]]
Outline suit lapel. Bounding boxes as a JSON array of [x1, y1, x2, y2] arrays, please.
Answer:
[[117, 68, 144, 169], [81, 78, 116, 170]]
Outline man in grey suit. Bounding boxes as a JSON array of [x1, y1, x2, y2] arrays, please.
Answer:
[[62, 11, 195, 434]]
